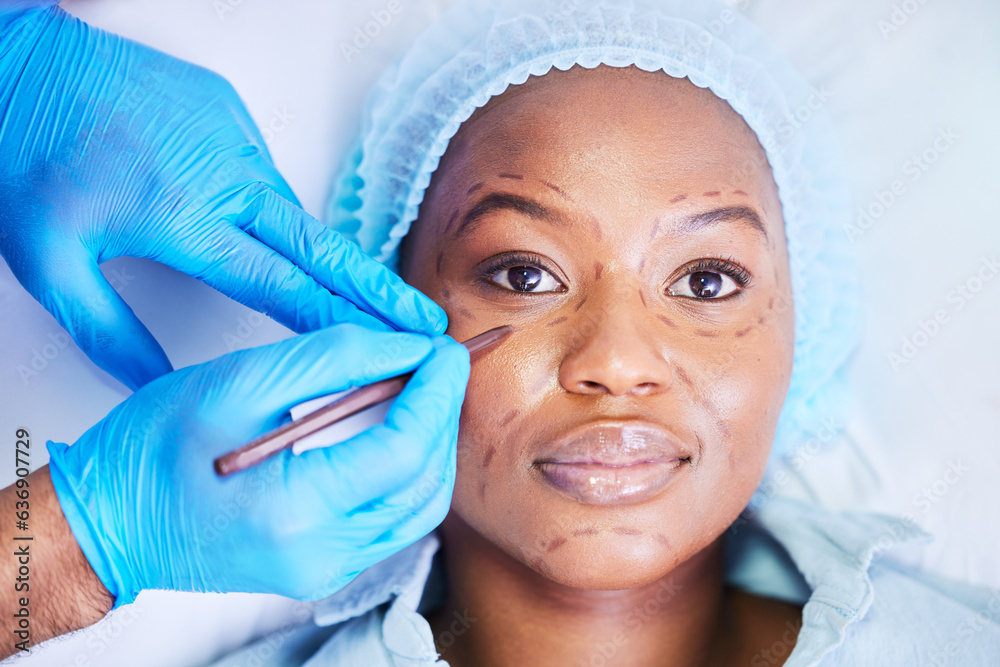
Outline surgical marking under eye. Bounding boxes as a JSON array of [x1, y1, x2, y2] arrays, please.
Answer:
[[703, 191, 721, 197], [574, 297, 588, 311], [498, 409, 520, 427], [483, 446, 496, 468], [657, 314, 677, 328], [547, 317, 567, 327], [594, 262, 604, 280], [735, 325, 753, 337], [436, 251, 444, 276], [695, 329, 719, 338], [675, 365, 692, 387], [639, 289, 647, 307]]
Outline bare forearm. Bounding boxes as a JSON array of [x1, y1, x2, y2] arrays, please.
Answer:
[[0, 466, 114, 659]]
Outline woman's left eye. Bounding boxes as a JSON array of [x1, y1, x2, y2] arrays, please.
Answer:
[[667, 271, 741, 299], [488, 265, 563, 293]]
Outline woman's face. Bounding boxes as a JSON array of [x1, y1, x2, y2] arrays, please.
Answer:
[[402, 66, 795, 590]]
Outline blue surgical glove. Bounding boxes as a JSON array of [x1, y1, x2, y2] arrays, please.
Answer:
[[45, 324, 470, 608], [0, 5, 446, 390]]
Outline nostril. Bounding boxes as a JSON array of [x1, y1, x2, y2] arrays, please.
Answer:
[[581, 380, 604, 392]]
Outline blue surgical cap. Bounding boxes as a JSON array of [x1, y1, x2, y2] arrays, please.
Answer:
[[326, 0, 861, 461]]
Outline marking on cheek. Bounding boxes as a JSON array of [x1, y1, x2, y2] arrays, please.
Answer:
[[638, 290, 647, 307], [459, 307, 475, 319], [670, 194, 687, 204], [732, 190, 749, 197], [734, 325, 753, 338], [594, 262, 604, 280], [482, 445, 496, 468], [613, 527, 643, 536], [467, 182, 484, 195], [768, 297, 775, 310], [479, 482, 487, 502], [675, 365, 692, 387], [695, 329, 719, 338], [436, 251, 444, 276], [703, 191, 721, 197], [444, 210, 460, 235], [649, 218, 662, 240], [543, 180, 571, 201], [530, 374, 549, 394], [694, 433, 704, 465], [498, 173, 524, 180], [589, 215, 603, 242], [574, 296, 588, 312], [638, 257, 646, 274], [657, 314, 677, 328], [442, 288, 451, 301], [547, 316, 568, 327], [546, 536, 568, 552], [655, 533, 670, 547], [499, 410, 520, 428], [572, 527, 599, 537], [757, 315, 766, 325]]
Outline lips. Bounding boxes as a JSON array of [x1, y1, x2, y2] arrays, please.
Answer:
[[534, 422, 692, 505]]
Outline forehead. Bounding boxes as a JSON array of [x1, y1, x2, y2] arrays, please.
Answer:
[[437, 65, 774, 202]]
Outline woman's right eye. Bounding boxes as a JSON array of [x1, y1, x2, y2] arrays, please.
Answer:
[[488, 265, 563, 293]]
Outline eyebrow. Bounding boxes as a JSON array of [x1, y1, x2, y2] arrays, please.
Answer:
[[452, 194, 768, 243], [669, 206, 769, 243], [454, 193, 560, 238]]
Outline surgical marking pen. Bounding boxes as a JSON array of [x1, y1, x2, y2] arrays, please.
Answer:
[[213, 325, 513, 477]]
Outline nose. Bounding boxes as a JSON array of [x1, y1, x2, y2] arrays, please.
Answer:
[[558, 293, 674, 397]]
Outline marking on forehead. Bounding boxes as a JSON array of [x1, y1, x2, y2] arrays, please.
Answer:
[[675, 365, 692, 387], [547, 316, 568, 327], [649, 218, 662, 240], [546, 536, 567, 552], [572, 527, 598, 536], [498, 173, 524, 180], [732, 190, 749, 197], [467, 182, 484, 195], [657, 314, 677, 328], [443, 209, 460, 235], [589, 214, 603, 242], [695, 329, 718, 338], [670, 194, 688, 204], [574, 296, 588, 312], [613, 527, 643, 536], [436, 251, 444, 276], [703, 191, 721, 197], [542, 180, 571, 201], [482, 446, 496, 468], [499, 409, 520, 427], [734, 325, 753, 338], [594, 262, 604, 280], [638, 289, 647, 307]]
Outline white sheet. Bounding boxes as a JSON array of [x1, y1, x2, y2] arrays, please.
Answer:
[[1, 1, 996, 664]]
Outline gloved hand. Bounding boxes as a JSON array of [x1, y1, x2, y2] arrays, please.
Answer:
[[45, 324, 470, 607], [0, 4, 445, 390]]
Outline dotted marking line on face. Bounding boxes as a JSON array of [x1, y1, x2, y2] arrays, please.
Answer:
[[467, 182, 484, 195]]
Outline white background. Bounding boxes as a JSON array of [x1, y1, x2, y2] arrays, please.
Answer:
[[0, 0, 997, 665]]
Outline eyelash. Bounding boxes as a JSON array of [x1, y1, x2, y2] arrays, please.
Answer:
[[678, 256, 753, 288], [476, 251, 566, 293], [475, 252, 753, 296]]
